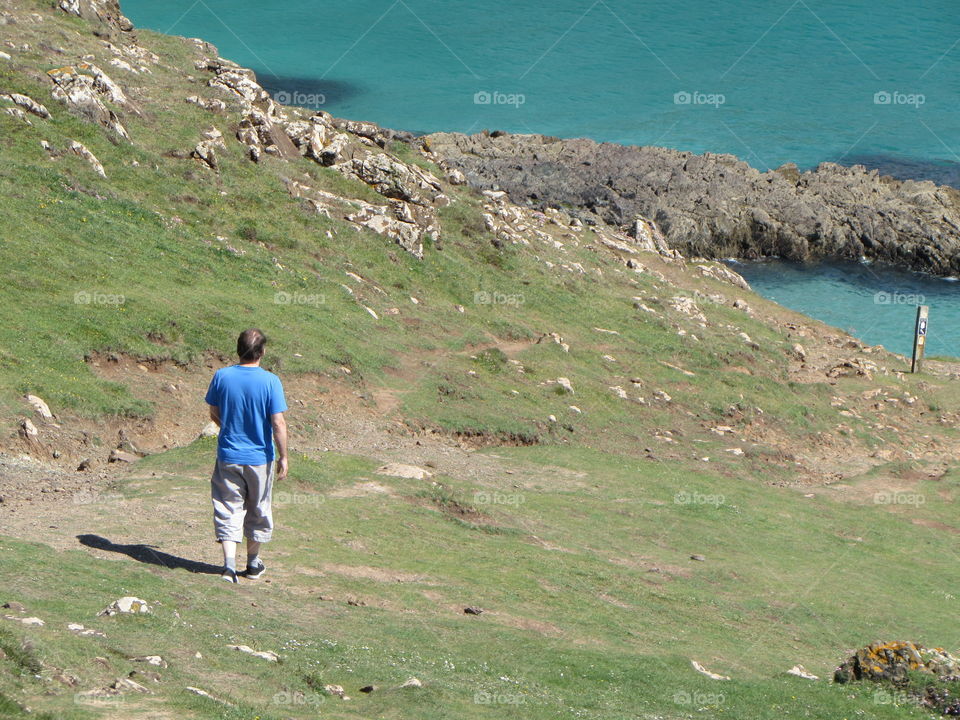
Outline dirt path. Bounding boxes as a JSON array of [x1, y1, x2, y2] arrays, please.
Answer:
[[4, 315, 960, 549]]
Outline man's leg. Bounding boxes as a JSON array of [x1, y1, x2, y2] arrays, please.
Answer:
[[211, 461, 246, 583], [241, 463, 273, 577], [245, 539, 261, 573], [221, 540, 238, 570]]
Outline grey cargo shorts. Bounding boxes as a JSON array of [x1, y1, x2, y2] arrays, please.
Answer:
[[211, 460, 274, 543]]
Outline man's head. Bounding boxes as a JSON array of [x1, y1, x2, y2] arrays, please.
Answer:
[[237, 328, 267, 364]]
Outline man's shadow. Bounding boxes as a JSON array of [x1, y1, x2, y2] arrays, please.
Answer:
[[77, 534, 222, 575]]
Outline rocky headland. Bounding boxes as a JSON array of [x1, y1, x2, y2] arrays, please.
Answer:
[[422, 131, 960, 276]]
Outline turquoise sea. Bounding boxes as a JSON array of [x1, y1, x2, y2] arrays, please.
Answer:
[[123, 0, 960, 180], [122, 1, 960, 355]]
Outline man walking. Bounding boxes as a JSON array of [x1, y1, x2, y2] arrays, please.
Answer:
[[205, 329, 288, 583]]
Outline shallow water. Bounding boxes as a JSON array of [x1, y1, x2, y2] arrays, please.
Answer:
[[730, 260, 960, 358]]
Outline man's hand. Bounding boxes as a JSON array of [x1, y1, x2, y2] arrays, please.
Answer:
[[271, 412, 288, 481]]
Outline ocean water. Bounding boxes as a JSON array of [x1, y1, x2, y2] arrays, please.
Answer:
[[121, 1, 960, 354], [123, 0, 960, 180], [731, 260, 960, 358]]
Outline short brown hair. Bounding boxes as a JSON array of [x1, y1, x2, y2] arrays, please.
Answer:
[[237, 328, 267, 363]]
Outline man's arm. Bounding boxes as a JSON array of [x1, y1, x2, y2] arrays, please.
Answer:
[[209, 405, 220, 427], [271, 412, 288, 480]]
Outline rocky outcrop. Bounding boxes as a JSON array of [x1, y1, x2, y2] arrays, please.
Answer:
[[348, 201, 436, 259], [834, 641, 960, 714], [69, 140, 106, 177], [334, 152, 445, 207], [190, 127, 225, 171], [189, 56, 447, 257], [47, 63, 130, 138], [199, 58, 292, 161], [57, 0, 133, 33], [834, 641, 960, 684], [284, 116, 332, 162], [2, 93, 51, 120], [185, 95, 226, 113], [423, 131, 960, 276], [201, 58, 275, 110]]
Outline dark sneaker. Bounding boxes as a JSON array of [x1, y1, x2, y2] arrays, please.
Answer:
[[221, 568, 239, 584], [244, 561, 266, 579]]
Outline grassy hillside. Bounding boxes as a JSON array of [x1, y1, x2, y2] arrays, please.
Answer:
[[2, 1, 960, 718]]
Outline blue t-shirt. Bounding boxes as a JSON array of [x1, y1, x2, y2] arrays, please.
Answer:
[[205, 365, 288, 465]]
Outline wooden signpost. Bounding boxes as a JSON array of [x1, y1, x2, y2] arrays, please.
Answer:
[[911, 305, 929, 373]]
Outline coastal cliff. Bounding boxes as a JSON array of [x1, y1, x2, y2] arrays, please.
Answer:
[[423, 131, 960, 276]]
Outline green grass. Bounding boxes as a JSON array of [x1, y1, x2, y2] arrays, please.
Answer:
[[2, 441, 957, 718]]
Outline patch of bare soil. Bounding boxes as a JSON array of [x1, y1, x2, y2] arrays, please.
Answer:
[[326, 480, 395, 498], [408, 493, 491, 525], [910, 518, 960, 534], [316, 563, 430, 584], [606, 554, 694, 580]]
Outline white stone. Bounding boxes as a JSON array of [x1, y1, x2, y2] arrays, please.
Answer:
[[691, 660, 730, 680], [69, 140, 106, 177], [132, 655, 166, 667], [227, 644, 278, 662], [375, 463, 432, 480], [4, 615, 44, 626], [25, 394, 52, 418], [787, 665, 819, 680], [67, 622, 105, 637], [99, 596, 151, 616]]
